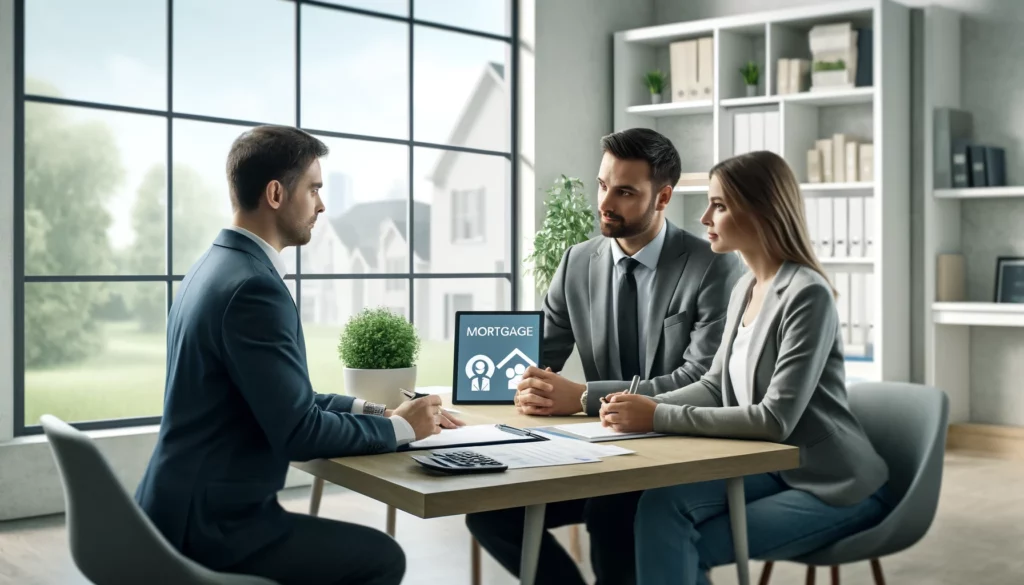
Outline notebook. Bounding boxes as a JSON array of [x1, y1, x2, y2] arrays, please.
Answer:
[[546, 422, 665, 443]]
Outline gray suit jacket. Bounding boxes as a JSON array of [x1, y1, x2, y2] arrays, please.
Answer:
[[650, 261, 889, 507], [542, 220, 743, 415]]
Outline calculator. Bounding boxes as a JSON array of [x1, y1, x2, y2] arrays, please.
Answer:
[[412, 450, 509, 474]]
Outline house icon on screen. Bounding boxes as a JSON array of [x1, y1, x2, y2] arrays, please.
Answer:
[[497, 348, 537, 390]]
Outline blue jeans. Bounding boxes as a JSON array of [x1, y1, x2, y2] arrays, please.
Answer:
[[635, 473, 891, 585]]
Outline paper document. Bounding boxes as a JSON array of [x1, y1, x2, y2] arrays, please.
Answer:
[[533, 431, 636, 458], [407, 424, 535, 450], [549, 421, 665, 443], [434, 442, 597, 469]]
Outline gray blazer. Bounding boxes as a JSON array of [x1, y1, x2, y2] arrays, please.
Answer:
[[542, 220, 743, 415], [651, 261, 888, 507]]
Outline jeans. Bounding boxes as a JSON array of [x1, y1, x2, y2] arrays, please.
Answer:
[[635, 473, 891, 585]]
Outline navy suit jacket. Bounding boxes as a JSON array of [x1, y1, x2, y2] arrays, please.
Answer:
[[135, 229, 397, 569]]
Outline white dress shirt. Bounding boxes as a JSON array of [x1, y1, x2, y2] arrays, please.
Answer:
[[609, 218, 668, 373], [728, 313, 757, 408], [228, 226, 416, 446]]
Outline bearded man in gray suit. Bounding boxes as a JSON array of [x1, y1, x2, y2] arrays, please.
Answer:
[[466, 128, 743, 585]]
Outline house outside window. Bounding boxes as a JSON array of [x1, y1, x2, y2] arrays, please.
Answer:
[[451, 187, 485, 243]]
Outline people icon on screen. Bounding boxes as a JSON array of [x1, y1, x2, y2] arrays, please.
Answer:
[[505, 363, 527, 390], [465, 354, 496, 391]]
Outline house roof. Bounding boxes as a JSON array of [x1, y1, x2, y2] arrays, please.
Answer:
[[428, 62, 506, 185], [328, 200, 431, 267]]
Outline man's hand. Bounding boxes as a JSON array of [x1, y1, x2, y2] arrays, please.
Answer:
[[392, 395, 445, 440], [386, 406, 464, 430], [599, 394, 658, 433], [514, 366, 586, 416]]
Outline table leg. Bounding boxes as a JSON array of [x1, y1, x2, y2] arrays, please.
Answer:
[[519, 503, 546, 585], [727, 477, 750, 585]]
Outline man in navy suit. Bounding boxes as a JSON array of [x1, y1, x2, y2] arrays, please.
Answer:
[[135, 125, 452, 585]]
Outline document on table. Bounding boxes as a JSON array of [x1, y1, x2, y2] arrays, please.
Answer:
[[406, 424, 540, 450], [434, 437, 633, 470], [548, 421, 666, 442]]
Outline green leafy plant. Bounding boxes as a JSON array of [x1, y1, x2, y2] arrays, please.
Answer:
[[338, 308, 420, 370], [813, 59, 847, 72], [643, 69, 668, 94], [740, 61, 759, 85], [525, 175, 595, 293]]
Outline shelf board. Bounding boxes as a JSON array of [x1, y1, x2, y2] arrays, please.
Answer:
[[720, 95, 780, 108], [781, 87, 874, 106], [932, 302, 1024, 327], [800, 182, 874, 195], [673, 185, 709, 194], [821, 257, 874, 265], [934, 186, 1024, 199], [626, 100, 713, 117]]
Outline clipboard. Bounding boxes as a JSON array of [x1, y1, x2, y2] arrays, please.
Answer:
[[398, 423, 549, 452]]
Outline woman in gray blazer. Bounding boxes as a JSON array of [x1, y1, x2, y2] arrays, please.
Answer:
[[599, 151, 891, 585]]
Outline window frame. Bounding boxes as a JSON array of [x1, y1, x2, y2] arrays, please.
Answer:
[[11, 0, 520, 435]]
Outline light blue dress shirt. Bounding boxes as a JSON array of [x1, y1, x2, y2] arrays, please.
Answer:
[[608, 218, 667, 373]]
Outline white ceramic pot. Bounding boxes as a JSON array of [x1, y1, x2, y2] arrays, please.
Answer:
[[343, 366, 417, 410], [746, 84, 757, 97], [650, 92, 663, 104]]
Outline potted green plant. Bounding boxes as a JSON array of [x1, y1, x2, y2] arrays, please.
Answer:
[[643, 70, 668, 104], [525, 175, 595, 293], [338, 307, 421, 410], [740, 61, 759, 97]]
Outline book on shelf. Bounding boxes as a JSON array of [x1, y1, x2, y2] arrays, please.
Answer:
[[777, 58, 791, 94], [816, 139, 834, 182], [833, 134, 848, 182], [697, 37, 714, 100], [936, 254, 966, 302], [676, 172, 710, 187], [985, 147, 1007, 187], [859, 144, 874, 182], [968, 145, 988, 187], [934, 107, 973, 188], [669, 37, 712, 102]]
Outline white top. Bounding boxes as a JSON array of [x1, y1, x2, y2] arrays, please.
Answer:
[[227, 226, 416, 446], [728, 312, 758, 407], [609, 218, 667, 372]]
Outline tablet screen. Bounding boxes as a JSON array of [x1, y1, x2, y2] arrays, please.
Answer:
[[452, 311, 544, 404]]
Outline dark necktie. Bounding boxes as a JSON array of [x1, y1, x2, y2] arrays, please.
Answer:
[[618, 257, 641, 381]]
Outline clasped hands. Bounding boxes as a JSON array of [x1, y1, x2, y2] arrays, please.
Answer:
[[513, 366, 657, 432], [389, 395, 464, 441]]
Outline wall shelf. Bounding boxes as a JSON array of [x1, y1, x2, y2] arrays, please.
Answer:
[[673, 185, 709, 194], [934, 186, 1024, 199], [720, 95, 780, 108], [932, 302, 1024, 327], [801, 182, 875, 196], [626, 101, 713, 117], [781, 87, 875, 107]]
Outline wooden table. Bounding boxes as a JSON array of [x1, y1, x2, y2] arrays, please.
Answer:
[[292, 403, 799, 585]]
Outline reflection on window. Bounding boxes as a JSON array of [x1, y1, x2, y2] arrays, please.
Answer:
[[444, 293, 474, 340], [451, 188, 485, 243]]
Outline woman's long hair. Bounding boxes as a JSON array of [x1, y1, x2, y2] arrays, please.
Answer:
[[709, 150, 836, 296]]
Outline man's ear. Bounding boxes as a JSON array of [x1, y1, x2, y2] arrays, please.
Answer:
[[655, 184, 674, 211], [264, 180, 286, 210]]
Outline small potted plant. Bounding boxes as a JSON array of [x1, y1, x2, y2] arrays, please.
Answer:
[[643, 70, 668, 104], [338, 307, 421, 410], [740, 61, 759, 97], [525, 175, 595, 293]]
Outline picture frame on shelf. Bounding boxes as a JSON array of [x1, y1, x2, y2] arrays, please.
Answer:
[[994, 256, 1024, 303]]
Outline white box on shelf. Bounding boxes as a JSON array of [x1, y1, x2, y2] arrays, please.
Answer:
[[749, 112, 765, 152], [734, 113, 750, 156], [764, 111, 780, 154], [817, 197, 834, 257]]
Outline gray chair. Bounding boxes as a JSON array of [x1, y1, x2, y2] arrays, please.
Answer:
[[758, 382, 950, 585], [40, 414, 278, 585]]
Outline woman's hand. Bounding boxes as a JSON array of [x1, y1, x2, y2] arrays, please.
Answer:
[[599, 394, 658, 433]]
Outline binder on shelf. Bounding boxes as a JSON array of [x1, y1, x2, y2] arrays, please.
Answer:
[[835, 272, 852, 348], [833, 134, 848, 183], [817, 139, 834, 183], [848, 195, 865, 257], [850, 273, 867, 347], [805, 197, 819, 253], [951, 141, 971, 188], [817, 197, 834, 257], [697, 37, 714, 100], [670, 40, 698, 102], [936, 254, 966, 302], [734, 113, 751, 156], [854, 27, 873, 87], [749, 112, 765, 152], [968, 145, 988, 187], [863, 201, 874, 257], [777, 58, 791, 94], [859, 143, 874, 182], [865, 273, 875, 353], [833, 197, 849, 258], [933, 108, 972, 189], [764, 111, 780, 154], [985, 147, 1006, 187], [845, 142, 859, 183], [807, 150, 823, 183]]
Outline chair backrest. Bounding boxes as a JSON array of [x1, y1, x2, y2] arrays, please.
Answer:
[[40, 415, 237, 584], [800, 382, 950, 563]]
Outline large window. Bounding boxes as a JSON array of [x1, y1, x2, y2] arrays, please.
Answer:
[[13, 0, 518, 434]]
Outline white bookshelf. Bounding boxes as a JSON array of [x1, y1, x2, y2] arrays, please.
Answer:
[[932, 302, 1024, 328], [934, 186, 1024, 199], [673, 185, 709, 194], [613, 0, 911, 383]]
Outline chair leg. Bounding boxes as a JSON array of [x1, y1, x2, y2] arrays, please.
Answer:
[[758, 561, 774, 585], [831, 565, 840, 585], [805, 565, 816, 585], [568, 524, 582, 563], [870, 558, 886, 585], [471, 538, 482, 585], [308, 477, 324, 517], [386, 505, 397, 537]]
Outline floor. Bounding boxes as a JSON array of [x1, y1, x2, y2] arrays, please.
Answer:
[[1, 452, 1022, 585]]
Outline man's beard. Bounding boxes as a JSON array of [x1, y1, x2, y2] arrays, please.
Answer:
[[278, 213, 316, 247], [600, 197, 658, 238]]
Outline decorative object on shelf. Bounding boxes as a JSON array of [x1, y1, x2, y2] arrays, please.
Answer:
[[525, 175, 594, 293], [740, 61, 759, 97], [338, 307, 421, 410], [809, 22, 858, 92], [936, 254, 966, 302], [669, 36, 712, 102], [643, 69, 667, 104], [995, 257, 1024, 303]]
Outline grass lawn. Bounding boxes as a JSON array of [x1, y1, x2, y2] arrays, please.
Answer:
[[24, 321, 456, 426]]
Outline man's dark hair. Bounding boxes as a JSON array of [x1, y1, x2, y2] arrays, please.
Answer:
[[600, 128, 682, 192], [226, 125, 329, 212]]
